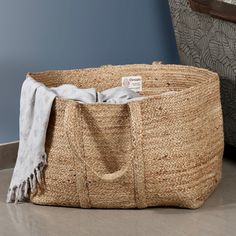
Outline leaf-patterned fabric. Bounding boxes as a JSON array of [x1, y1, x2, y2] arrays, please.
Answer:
[[169, 0, 236, 146]]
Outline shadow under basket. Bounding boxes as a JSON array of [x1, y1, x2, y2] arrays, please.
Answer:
[[29, 63, 224, 209]]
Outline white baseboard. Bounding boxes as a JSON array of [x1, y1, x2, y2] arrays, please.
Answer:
[[0, 141, 19, 170]]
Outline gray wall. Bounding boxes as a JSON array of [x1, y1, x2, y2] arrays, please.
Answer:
[[0, 0, 179, 143]]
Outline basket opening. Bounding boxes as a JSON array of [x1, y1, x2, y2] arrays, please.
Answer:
[[27, 64, 218, 97]]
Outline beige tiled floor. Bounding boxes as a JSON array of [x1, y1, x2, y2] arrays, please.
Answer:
[[1, 157, 236, 236]]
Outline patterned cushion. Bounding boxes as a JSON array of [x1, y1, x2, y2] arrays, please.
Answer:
[[168, 0, 236, 146]]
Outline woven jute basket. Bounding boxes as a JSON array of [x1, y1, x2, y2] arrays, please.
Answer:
[[29, 63, 224, 209]]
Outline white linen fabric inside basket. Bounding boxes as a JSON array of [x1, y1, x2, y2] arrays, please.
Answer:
[[7, 76, 144, 203]]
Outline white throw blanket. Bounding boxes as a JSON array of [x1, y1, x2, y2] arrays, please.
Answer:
[[7, 76, 143, 203]]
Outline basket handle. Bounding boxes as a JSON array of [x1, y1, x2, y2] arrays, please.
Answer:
[[152, 61, 162, 65], [64, 101, 143, 182]]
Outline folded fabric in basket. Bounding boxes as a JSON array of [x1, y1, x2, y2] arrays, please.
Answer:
[[7, 76, 144, 203]]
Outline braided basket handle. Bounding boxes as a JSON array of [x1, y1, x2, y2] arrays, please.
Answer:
[[64, 101, 143, 182], [152, 61, 162, 65]]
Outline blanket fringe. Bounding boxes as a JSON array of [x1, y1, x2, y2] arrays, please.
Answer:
[[6, 154, 47, 203]]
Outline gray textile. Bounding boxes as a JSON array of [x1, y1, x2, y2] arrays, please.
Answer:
[[7, 76, 143, 203]]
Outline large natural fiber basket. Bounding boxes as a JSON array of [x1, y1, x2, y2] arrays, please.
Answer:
[[29, 63, 224, 209]]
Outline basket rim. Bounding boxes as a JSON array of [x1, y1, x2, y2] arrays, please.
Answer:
[[27, 63, 220, 105], [26, 63, 219, 78]]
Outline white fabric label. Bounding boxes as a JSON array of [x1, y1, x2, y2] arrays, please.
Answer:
[[121, 76, 142, 92]]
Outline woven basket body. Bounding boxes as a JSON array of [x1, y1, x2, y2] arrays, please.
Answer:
[[29, 64, 224, 209]]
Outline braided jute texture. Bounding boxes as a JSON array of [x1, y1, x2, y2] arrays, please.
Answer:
[[29, 63, 224, 209]]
